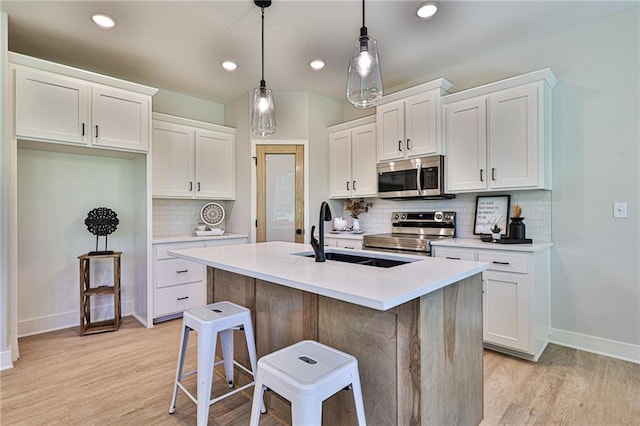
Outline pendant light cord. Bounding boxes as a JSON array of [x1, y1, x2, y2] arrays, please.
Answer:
[[360, 0, 367, 37], [261, 7, 265, 85], [362, 0, 365, 28]]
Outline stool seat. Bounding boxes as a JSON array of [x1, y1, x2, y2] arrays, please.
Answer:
[[250, 340, 366, 425], [169, 301, 262, 426]]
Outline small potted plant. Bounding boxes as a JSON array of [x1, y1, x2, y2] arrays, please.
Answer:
[[345, 198, 372, 232], [491, 225, 502, 240]]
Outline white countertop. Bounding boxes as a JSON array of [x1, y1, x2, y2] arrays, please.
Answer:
[[168, 241, 489, 311], [153, 233, 249, 244], [431, 238, 553, 252]]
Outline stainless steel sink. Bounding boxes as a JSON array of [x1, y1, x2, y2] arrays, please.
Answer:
[[293, 250, 418, 268]]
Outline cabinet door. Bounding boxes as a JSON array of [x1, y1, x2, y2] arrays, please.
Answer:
[[195, 129, 236, 199], [91, 86, 150, 152], [482, 270, 530, 352], [329, 130, 353, 198], [351, 123, 377, 197], [444, 97, 487, 192], [405, 91, 438, 157], [14, 67, 90, 145], [376, 100, 405, 161], [488, 84, 539, 189], [152, 121, 195, 198]]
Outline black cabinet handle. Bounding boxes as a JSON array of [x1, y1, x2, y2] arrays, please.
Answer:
[[82, 123, 85, 136], [197, 182, 201, 192], [353, 180, 357, 190], [176, 269, 188, 273], [346, 181, 350, 190], [398, 140, 403, 151], [189, 181, 193, 191], [492, 261, 510, 265], [492, 168, 496, 180], [407, 138, 411, 150], [446, 257, 461, 260], [177, 296, 189, 301], [480, 169, 484, 182], [95, 125, 99, 138]]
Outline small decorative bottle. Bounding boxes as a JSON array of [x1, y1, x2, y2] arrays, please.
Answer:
[[509, 217, 526, 240]]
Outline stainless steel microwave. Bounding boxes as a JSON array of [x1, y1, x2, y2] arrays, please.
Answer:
[[377, 155, 454, 199]]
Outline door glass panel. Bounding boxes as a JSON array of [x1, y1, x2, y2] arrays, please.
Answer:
[[265, 153, 295, 242]]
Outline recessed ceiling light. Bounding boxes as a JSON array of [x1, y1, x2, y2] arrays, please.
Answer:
[[221, 60, 238, 71], [416, 2, 439, 19], [309, 59, 326, 70], [91, 13, 116, 29]]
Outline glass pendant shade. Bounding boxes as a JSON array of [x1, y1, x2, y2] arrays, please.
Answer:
[[346, 34, 383, 108], [251, 82, 276, 136]]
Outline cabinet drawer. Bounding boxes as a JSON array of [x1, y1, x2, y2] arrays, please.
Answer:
[[155, 281, 205, 317], [479, 251, 528, 274], [433, 247, 476, 261], [336, 239, 362, 250], [204, 237, 247, 247], [155, 241, 203, 259], [156, 258, 204, 288]]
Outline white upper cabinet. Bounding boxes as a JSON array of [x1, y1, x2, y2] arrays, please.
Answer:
[[152, 113, 236, 200], [15, 67, 90, 145], [376, 79, 454, 162], [444, 69, 556, 193], [329, 117, 377, 199], [91, 86, 150, 152], [11, 53, 156, 152]]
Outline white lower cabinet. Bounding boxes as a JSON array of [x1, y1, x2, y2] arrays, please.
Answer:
[[324, 236, 363, 250], [432, 242, 551, 361], [153, 236, 248, 321]]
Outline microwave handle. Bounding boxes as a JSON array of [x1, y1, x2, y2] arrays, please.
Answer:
[[416, 164, 422, 196]]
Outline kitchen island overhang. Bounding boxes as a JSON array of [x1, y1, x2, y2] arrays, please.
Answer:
[[168, 241, 489, 311], [168, 241, 489, 425]]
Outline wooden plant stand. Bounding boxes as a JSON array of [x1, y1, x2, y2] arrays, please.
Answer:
[[78, 252, 122, 335]]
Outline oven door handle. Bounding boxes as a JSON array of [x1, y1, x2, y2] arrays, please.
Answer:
[[416, 164, 422, 196]]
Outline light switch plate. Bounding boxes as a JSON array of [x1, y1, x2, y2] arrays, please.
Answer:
[[613, 202, 627, 219]]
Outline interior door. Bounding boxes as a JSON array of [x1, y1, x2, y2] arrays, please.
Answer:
[[256, 145, 304, 243]]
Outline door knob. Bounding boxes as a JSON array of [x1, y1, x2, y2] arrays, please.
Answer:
[[296, 229, 303, 235]]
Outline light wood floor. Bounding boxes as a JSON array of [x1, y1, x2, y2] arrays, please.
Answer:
[[1, 316, 638, 425]]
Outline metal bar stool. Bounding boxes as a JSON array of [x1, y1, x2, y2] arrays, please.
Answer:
[[169, 301, 262, 426], [249, 340, 366, 425]]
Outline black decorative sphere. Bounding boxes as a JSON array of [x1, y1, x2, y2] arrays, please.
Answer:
[[85, 207, 119, 236]]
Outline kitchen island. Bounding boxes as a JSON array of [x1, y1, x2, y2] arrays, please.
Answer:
[[169, 241, 489, 425]]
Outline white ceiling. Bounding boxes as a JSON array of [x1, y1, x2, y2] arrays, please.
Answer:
[[1, 1, 635, 104]]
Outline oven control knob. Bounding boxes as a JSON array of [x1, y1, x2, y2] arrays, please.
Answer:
[[444, 213, 451, 220], [393, 214, 399, 220], [401, 214, 406, 220], [435, 213, 443, 220]]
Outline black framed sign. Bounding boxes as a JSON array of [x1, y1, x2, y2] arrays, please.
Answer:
[[474, 195, 511, 236]]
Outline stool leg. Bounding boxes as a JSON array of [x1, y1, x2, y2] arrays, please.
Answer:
[[220, 328, 235, 388], [169, 324, 190, 414], [249, 378, 266, 426], [242, 318, 265, 413], [197, 329, 217, 426], [292, 397, 322, 426], [351, 372, 367, 426]]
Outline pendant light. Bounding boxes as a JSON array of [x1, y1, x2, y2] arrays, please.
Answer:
[[346, 0, 383, 109], [251, 0, 276, 136]]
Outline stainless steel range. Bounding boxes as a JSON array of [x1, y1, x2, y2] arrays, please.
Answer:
[[362, 211, 456, 256]]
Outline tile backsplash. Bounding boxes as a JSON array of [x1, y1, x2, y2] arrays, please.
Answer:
[[339, 190, 551, 242], [153, 199, 227, 237]]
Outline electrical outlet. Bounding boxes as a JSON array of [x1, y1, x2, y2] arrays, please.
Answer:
[[613, 202, 627, 219]]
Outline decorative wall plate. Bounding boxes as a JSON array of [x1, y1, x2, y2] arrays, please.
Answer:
[[200, 202, 225, 226]]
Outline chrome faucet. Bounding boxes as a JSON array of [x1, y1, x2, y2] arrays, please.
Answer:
[[310, 201, 332, 262]]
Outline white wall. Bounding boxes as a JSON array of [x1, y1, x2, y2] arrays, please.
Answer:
[[16, 147, 145, 336], [152, 88, 224, 124], [379, 8, 639, 359]]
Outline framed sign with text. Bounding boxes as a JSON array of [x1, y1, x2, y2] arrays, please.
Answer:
[[474, 195, 511, 236]]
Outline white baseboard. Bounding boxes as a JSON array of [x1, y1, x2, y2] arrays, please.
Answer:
[[18, 300, 135, 337], [0, 348, 14, 370], [549, 328, 640, 364]]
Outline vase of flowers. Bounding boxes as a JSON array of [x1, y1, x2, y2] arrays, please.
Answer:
[[345, 198, 372, 231]]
